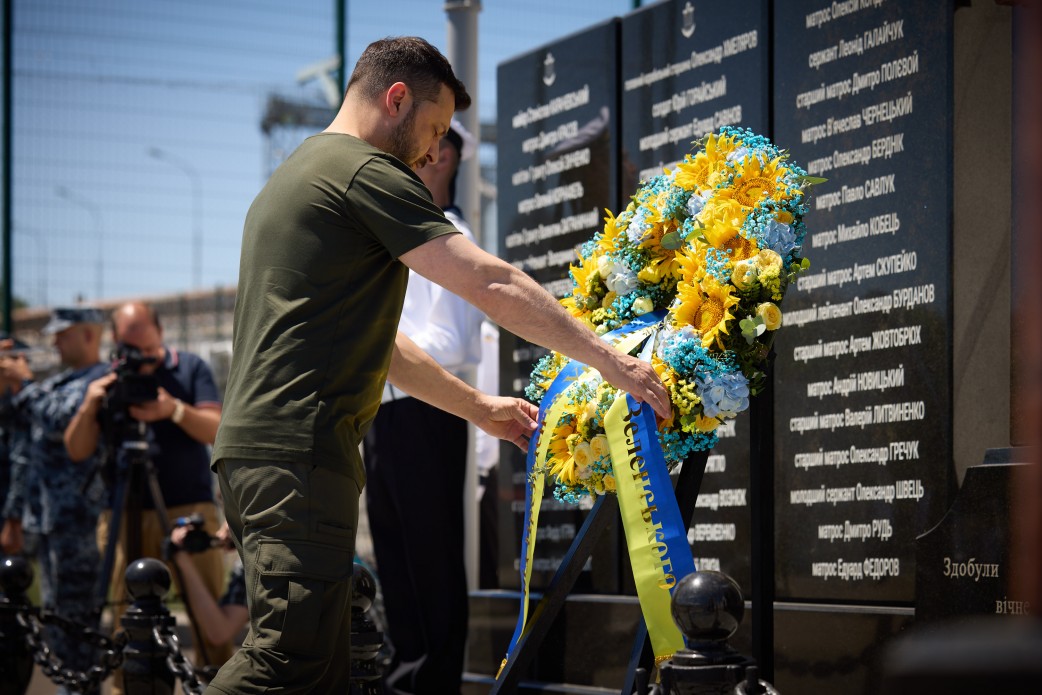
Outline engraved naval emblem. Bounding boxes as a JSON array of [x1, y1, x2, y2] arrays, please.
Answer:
[[681, 2, 696, 39], [542, 52, 556, 87]]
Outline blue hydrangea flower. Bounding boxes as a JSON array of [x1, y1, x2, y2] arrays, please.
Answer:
[[626, 207, 652, 245], [696, 372, 750, 419], [605, 265, 638, 295], [726, 146, 749, 163], [685, 191, 707, 218], [763, 219, 797, 258]]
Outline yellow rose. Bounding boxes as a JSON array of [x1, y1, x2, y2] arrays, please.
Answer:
[[590, 434, 611, 461], [602, 291, 618, 309], [755, 249, 783, 274], [631, 296, 654, 316], [776, 210, 794, 224], [603, 475, 616, 493], [572, 442, 595, 471], [756, 302, 782, 330], [730, 259, 758, 290]]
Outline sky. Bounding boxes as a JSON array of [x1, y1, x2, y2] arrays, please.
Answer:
[[4, 0, 637, 309]]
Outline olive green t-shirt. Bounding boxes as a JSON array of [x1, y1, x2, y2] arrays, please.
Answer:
[[212, 133, 459, 482]]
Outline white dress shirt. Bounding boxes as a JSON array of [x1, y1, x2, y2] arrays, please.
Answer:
[[382, 208, 485, 403]]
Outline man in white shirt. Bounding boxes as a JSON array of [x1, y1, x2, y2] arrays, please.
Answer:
[[363, 119, 484, 695]]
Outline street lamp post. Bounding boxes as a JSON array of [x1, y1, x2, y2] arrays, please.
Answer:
[[55, 186, 104, 301], [148, 147, 202, 290]]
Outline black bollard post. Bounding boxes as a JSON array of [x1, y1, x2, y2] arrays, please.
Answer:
[[349, 562, 384, 694], [0, 556, 35, 695], [657, 571, 780, 695], [121, 558, 175, 695]]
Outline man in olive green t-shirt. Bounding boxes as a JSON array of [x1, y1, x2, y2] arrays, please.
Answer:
[[208, 37, 669, 695]]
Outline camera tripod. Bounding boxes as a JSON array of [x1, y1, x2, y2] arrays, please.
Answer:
[[94, 416, 214, 670]]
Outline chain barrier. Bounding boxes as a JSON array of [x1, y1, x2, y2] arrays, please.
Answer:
[[3, 556, 386, 695], [15, 607, 127, 694], [151, 624, 205, 695]]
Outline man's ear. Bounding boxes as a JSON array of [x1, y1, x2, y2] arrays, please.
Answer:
[[384, 82, 410, 117]]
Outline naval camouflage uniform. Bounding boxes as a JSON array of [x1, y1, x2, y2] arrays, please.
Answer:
[[10, 361, 109, 692], [2, 388, 42, 557]]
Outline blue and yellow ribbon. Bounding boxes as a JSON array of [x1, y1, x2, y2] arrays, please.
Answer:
[[605, 390, 696, 661], [498, 311, 665, 677], [500, 311, 697, 674]]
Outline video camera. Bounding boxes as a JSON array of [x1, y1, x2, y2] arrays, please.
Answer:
[[106, 342, 159, 408], [95, 343, 161, 487]]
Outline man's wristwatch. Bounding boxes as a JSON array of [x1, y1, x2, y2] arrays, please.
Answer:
[[171, 399, 186, 425]]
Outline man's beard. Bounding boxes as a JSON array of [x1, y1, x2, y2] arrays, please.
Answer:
[[387, 107, 422, 169]]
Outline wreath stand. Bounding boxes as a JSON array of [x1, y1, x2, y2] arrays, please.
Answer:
[[490, 359, 776, 695]]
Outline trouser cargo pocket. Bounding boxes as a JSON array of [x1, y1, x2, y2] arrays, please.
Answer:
[[252, 538, 353, 656]]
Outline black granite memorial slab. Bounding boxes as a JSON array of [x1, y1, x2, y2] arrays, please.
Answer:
[[774, 607, 912, 695], [619, 0, 769, 598], [916, 455, 1030, 622], [772, 0, 955, 603], [496, 20, 620, 593]]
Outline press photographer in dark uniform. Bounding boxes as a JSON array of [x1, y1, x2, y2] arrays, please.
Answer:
[[64, 301, 233, 681]]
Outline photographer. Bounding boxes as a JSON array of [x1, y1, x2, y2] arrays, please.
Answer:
[[64, 302, 232, 680], [166, 518, 247, 647]]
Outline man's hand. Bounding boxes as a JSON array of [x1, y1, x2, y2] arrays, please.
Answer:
[[81, 372, 117, 417], [597, 353, 671, 419], [128, 387, 177, 422], [472, 395, 539, 452], [1, 518, 23, 555]]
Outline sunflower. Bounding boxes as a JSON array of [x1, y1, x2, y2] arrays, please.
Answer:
[[674, 247, 706, 285], [543, 411, 577, 472], [653, 361, 679, 430], [701, 217, 758, 264], [670, 281, 704, 330], [722, 155, 792, 208], [569, 252, 601, 298], [673, 152, 712, 192], [693, 275, 740, 349], [638, 251, 681, 285], [560, 295, 594, 328], [704, 131, 741, 165], [599, 208, 625, 252]]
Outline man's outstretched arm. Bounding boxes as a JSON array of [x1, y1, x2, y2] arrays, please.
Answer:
[[400, 234, 670, 417], [388, 331, 538, 451]]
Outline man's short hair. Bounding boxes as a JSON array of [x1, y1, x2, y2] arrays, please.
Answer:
[[347, 36, 471, 111]]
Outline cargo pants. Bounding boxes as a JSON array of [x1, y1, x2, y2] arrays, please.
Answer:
[[206, 458, 359, 695]]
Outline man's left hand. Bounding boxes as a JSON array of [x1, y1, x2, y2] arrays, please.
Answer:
[[128, 387, 177, 422], [473, 395, 539, 452]]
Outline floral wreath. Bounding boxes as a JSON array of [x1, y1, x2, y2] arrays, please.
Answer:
[[526, 126, 817, 503]]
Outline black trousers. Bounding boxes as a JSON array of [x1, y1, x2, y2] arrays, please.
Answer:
[[363, 397, 469, 695]]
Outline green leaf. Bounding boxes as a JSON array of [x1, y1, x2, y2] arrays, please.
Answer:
[[799, 175, 829, 186], [661, 231, 683, 250]]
